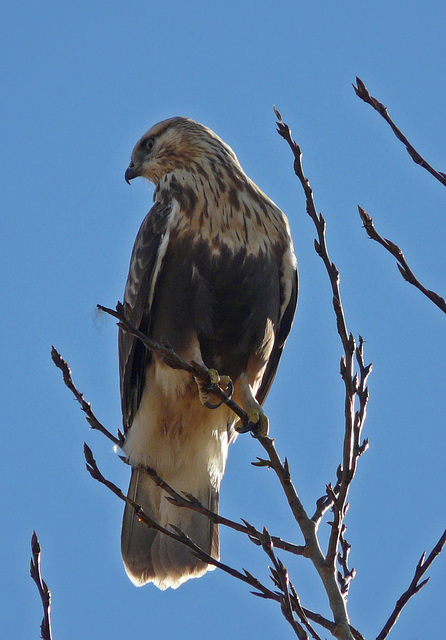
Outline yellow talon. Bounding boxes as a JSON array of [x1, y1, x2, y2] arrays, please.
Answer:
[[195, 368, 221, 405], [235, 408, 269, 438]]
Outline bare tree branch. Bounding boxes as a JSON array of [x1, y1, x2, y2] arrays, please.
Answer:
[[30, 532, 53, 640], [51, 346, 305, 557], [141, 461, 307, 556], [97, 303, 245, 424], [51, 346, 123, 447], [85, 442, 365, 640], [84, 443, 312, 639], [376, 528, 446, 640], [358, 206, 446, 314], [353, 77, 446, 188], [274, 106, 372, 639], [255, 526, 322, 640]]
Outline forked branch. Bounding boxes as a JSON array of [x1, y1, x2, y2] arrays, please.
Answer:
[[84, 444, 318, 639]]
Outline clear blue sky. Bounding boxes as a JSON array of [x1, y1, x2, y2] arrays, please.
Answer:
[[2, 2, 445, 639]]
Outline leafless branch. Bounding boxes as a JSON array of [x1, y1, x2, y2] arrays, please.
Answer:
[[353, 77, 446, 188], [97, 303, 247, 424], [337, 525, 356, 598], [84, 443, 311, 639], [274, 106, 373, 639], [255, 526, 323, 640], [376, 528, 446, 640], [30, 532, 53, 640], [87, 438, 368, 640], [51, 346, 305, 557], [358, 206, 446, 314], [142, 461, 306, 556], [51, 346, 123, 447]]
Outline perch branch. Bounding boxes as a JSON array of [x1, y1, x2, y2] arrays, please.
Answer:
[[51, 346, 303, 556], [98, 303, 247, 425], [353, 77, 446, 188]]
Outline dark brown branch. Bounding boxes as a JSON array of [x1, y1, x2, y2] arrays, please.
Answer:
[[51, 346, 123, 447], [358, 206, 446, 314], [353, 77, 446, 188], [311, 465, 342, 527], [336, 525, 356, 598], [30, 532, 53, 640], [376, 528, 446, 640], [98, 303, 248, 425]]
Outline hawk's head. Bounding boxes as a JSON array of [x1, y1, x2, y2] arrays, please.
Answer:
[[125, 117, 240, 185]]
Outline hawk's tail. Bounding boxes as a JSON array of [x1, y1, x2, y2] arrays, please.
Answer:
[[121, 466, 219, 589]]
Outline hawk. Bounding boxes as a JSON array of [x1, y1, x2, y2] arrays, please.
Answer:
[[120, 117, 297, 589]]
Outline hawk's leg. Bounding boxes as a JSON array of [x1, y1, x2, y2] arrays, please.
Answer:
[[233, 374, 269, 438]]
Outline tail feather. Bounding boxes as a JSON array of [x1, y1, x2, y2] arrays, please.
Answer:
[[121, 466, 219, 589]]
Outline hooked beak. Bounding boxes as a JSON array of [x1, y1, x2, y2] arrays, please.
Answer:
[[125, 163, 140, 184]]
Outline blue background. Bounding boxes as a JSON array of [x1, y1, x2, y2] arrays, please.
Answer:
[[2, 2, 445, 638]]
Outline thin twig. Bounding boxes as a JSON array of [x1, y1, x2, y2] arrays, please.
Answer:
[[141, 461, 306, 556], [30, 532, 53, 640], [51, 346, 123, 446], [257, 526, 321, 640], [336, 525, 356, 598], [311, 465, 342, 528], [353, 77, 446, 188], [358, 206, 446, 314], [376, 528, 446, 640]]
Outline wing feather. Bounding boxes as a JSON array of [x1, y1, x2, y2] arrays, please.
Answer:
[[256, 260, 298, 406], [119, 201, 172, 432]]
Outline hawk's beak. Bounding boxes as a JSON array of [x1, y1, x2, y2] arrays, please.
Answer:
[[125, 163, 139, 184]]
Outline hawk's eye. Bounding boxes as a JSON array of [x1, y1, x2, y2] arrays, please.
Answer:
[[144, 137, 155, 153]]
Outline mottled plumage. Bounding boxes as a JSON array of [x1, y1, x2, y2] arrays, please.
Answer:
[[120, 117, 297, 589]]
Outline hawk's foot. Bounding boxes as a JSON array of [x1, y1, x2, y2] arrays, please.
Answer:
[[235, 408, 269, 438], [204, 375, 233, 409], [194, 369, 233, 409], [195, 368, 220, 406]]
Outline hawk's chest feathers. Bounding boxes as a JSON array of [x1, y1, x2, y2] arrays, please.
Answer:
[[154, 167, 289, 259], [150, 169, 287, 365]]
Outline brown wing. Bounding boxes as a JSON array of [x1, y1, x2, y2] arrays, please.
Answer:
[[256, 261, 298, 406], [119, 201, 172, 432]]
